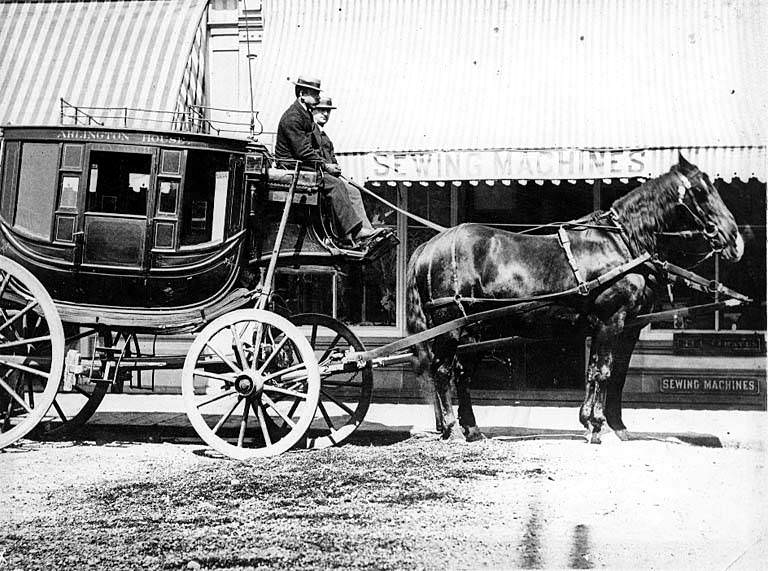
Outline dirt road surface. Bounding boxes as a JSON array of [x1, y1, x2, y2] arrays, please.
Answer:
[[1, 435, 766, 570]]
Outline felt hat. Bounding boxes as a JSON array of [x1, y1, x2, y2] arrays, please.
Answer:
[[292, 75, 322, 92], [314, 97, 337, 109]]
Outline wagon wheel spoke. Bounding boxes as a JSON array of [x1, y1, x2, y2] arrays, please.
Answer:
[[203, 341, 240, 376], [320, 388, 355, 417], [317, 401, 336, 430], [255, 401, 273, 447], [229, 325, 251, 371], [318, 333, 343, 364], [197, 389, 238, 409], [0, 300, 39, 336], [0, 274, 18, 342], [193, 368, 235, 384], [0, 335, 52, 351], [257, 334, 290, 374], [263, 384, 310, 400], [0, 359, 52, 379], [237, 398, 251, 448], [0, 375, 33, 414], [51, 399, 68, 423], [261, 393, 298, 429], [212, 395, 243, 435]]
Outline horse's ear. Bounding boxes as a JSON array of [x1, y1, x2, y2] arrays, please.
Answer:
[[677, 152, 694, 172]]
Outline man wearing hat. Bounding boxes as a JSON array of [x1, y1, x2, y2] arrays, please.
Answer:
[[312, 96, 377, 237], [275, 76, 384, 243]]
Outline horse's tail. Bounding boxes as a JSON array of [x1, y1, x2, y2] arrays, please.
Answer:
[[406, 243, 430, 375]]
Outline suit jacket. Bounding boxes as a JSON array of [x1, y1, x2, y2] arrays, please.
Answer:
[[313, 125, 337, 164], [275, 99, 324, 163]]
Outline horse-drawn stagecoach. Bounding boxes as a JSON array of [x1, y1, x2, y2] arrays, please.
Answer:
[[0, 119, 752, 459]]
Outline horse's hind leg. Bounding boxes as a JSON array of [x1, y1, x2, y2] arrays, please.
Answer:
[[431, 354, 463, 440], [455, 355, 484, 442]]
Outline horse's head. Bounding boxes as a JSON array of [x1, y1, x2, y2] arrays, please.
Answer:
[[671, 154, 744, 262]]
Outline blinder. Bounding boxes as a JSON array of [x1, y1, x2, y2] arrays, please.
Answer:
[[670, 169, 724, 254]]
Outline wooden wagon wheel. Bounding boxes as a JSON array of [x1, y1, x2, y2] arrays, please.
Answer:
[[290, 313, 373, 449], [182, 309, 320, 460], [0, 257, 65, 449]]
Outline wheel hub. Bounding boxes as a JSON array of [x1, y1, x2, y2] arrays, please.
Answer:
[[235, 370, 263, 396]]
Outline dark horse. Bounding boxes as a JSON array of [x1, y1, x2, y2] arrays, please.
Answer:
[[406, 155, 744, 443]]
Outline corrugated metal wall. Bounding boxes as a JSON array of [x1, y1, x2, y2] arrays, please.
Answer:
[[0, 0, 209, 128], [250, 0, 766, 155]]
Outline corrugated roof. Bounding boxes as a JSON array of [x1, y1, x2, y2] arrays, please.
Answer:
[[0, 0, 209, 129], [251, 0, 767, 154]]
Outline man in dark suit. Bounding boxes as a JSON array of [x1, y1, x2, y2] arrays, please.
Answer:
[[275, 76, 383, 243]]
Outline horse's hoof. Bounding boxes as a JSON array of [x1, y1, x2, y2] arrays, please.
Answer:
[[410, 430, 441, 441], [614, 429, 629, 441], [441, 424, 465, 441], [464, 426, 486, 442], [585, 429, 602, 444]]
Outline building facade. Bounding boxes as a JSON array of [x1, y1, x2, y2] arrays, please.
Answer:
[[0, 0, 765, 408]]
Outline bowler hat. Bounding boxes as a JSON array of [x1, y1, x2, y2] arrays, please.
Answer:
[[292, 75, 322, 92], [314, 97, 337, 110]]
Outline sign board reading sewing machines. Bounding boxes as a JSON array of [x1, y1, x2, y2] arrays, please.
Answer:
[[659, 377, 760, 395]]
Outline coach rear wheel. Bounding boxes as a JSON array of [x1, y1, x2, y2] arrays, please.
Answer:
[[0, 257, 65, 449], [291, 314, 373, 449], [182, 309, 320, 460]]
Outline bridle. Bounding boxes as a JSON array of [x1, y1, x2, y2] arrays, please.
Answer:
[[655, 169, 725, 263]]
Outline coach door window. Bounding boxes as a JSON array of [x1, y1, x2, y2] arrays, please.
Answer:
[[180, 150, 230, 247], [86, 150, 151, 215], [14, 142, 58, 239]]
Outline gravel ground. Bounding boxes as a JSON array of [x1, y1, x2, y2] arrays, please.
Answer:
[[1, 435, 766, 570]]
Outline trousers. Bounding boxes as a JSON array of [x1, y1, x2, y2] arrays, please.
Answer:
[[322, 173, 373, 235]]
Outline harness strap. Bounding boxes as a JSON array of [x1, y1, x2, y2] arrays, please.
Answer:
[[424, 253, 651, 309], [451, 232, 468, 317], [650, 259, 752, 302], [557, 227, 589, 295]]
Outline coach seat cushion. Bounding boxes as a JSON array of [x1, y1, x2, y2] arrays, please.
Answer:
[[266, 167, 321, 194]]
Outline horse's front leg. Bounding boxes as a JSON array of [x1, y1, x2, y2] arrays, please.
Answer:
[[604, 328, 641, 440], [580, 328, 616, 444]]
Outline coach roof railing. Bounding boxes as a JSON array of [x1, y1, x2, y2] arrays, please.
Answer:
[[59, 99, 264, 138]]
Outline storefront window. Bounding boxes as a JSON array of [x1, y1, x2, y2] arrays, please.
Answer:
[[459, 180, 594, 230], [717, 178, 765, 331], [406, 181, 451, 267]]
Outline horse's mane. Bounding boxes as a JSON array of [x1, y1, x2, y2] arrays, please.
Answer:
[[611, 166, 685, 255]]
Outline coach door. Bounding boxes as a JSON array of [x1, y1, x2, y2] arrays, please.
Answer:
[[79, 144, 155, 270]]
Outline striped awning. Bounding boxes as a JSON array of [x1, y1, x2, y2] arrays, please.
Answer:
[[0, 0, 209, 131], [250, 0, 767, 182]]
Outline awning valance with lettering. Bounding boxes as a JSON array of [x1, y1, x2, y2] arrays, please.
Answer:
[[250, 0, 766, 182], [337, 146, 767, 184], [0, 0, 208, 130]]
